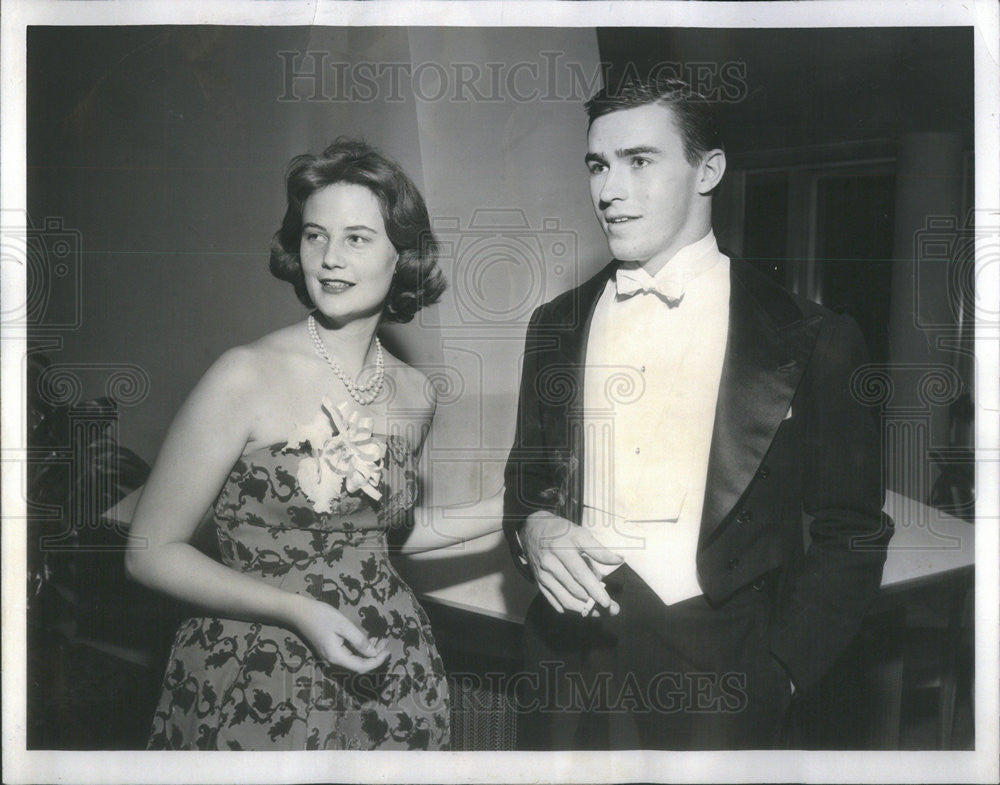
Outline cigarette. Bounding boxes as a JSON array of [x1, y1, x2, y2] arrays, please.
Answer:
[[580, 578, 608, 616]]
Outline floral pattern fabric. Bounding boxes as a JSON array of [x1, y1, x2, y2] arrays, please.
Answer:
[[147, 415, 449, 750]]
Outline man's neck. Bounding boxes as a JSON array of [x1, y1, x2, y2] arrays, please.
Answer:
[[637, 227, 715, 278]]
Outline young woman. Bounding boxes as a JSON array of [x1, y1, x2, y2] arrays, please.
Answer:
[[126, 139, 500, 750]]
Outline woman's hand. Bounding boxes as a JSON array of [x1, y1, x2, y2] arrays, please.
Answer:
[[287, 594, 390, 673]]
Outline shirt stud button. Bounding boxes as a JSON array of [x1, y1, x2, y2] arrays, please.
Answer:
[[727, 557, 740, 570], [640, 365, 646, 373], [634, 446, 640, 454]]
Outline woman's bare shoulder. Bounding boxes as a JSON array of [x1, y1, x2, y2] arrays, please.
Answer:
[[199, 344, 261, 395], [205, 322, 307, 395], [249, 320, 310, 357]]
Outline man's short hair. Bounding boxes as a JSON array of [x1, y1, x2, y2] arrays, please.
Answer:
[[584, 77, 724, 166]]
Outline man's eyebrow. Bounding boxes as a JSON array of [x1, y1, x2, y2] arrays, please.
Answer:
[[617, 146, 662, 158], [585, 146, 663, 166], [302, 222, 378, 233]]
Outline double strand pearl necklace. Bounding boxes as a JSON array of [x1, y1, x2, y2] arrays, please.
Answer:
[[307, 314, 385, 405]]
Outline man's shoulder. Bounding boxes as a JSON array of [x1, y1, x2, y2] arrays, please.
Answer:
[[729, 258, 866, 363], [531, 260, 617, 328], [730, 258, 836, 325]]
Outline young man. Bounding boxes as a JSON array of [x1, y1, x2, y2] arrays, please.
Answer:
[[503, 78, 892, 749]]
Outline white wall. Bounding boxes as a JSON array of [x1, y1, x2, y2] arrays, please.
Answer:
[[400, 27, 607, 507], [29, 26, 605, 611]]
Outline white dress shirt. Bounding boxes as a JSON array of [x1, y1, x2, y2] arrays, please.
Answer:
[[582, 231, 730, 605]]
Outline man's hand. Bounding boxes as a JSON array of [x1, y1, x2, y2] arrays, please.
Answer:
[[521, 511, 623, 615]]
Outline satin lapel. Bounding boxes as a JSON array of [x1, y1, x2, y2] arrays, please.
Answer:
[[699, 263, 822, 544], [547, 262, 616, 523]]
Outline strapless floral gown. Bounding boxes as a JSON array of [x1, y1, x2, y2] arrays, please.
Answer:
[[147, 399, 450, 750]]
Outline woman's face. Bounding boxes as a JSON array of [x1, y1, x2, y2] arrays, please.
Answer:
[[299, 182, 397, 326]]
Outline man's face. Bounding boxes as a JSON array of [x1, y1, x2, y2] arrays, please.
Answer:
[[586, 103, 705, 271]]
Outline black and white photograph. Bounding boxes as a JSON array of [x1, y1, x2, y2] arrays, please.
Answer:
[[2, 1, 998, 782]]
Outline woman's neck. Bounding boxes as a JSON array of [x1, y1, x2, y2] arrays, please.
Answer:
[[308, 311, 380, 380]]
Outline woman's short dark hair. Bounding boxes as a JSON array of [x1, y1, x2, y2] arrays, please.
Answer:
[[270, 138, 445, 323], [584, 77, 723, 166]]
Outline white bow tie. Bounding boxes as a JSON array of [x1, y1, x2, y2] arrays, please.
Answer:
[[615, 266, 684, 306]]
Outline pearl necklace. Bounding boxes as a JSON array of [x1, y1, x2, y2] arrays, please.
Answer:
[[307, 314, 385, 405]]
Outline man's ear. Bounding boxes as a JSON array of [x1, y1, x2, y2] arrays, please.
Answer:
[[696, 149, 726, 195]]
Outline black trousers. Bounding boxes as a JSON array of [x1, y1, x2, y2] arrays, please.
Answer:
[[518, 564, 792, 750]]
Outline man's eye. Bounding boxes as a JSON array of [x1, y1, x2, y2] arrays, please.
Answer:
[[632, 157, 651, 168], [587, 163, 606, 175]]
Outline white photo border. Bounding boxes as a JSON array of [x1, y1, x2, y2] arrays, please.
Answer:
[[2, 2, 997, 783]]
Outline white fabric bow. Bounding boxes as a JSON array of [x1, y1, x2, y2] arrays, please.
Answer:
[[615, 265, 684, 306], [293, 397, 385, 513]]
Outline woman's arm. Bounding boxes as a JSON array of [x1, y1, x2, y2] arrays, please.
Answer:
[[125, 347, 387, 672], [395, 489, 504, 554], [388, 379, 503, 554]]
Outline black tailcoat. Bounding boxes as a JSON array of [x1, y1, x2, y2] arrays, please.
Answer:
[[503, 259, 892, 693]]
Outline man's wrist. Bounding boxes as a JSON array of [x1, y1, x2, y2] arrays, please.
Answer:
[[515, 511, 559, 570]]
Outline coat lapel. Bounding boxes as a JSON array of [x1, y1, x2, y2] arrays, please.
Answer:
[[545, 262, 617, 523], [699, 261, 822, 544]]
